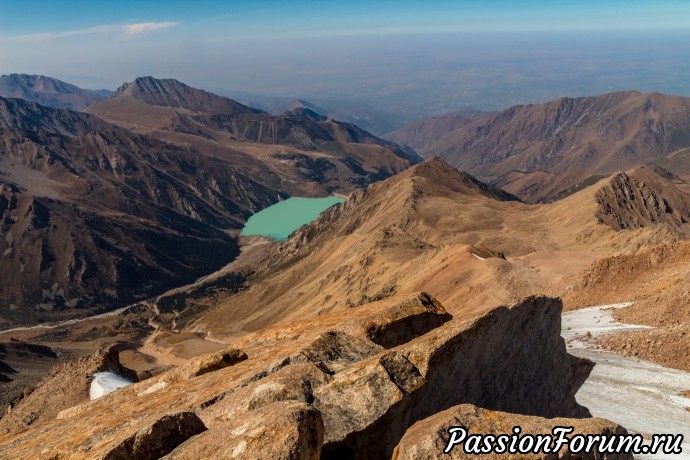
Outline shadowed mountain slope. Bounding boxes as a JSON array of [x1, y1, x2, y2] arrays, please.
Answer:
[[0, 93, 418, 327]]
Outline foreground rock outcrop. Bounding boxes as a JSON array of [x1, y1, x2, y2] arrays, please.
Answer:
[[0, 293, 598, 459], [393, 404, 632, 459]]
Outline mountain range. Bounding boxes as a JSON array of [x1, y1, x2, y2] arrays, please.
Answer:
[[0, 74, 111, 111], [0, 76, 419, 326], [386, 91, 690, 202]]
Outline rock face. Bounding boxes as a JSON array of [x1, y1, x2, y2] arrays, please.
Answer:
[[105, 412, 207, 460], [0, 293, 598, 459], [595, 165, 690, 236], [393, 404, 632, 460], [315, 295, 591, 459], [162, 402, 323, 460]]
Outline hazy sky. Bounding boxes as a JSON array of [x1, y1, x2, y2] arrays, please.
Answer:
[[1, 1, 690, 117]]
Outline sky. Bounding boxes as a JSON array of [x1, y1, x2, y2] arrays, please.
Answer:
[[1, 1, 690, 121]]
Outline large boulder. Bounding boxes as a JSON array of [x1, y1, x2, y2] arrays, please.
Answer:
[[316, 295, 593, 459], [393, 404, 633, 460]]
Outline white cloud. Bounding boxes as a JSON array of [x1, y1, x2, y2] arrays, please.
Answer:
[[122, 22, 181, 36], [6, 22, 181, 43]]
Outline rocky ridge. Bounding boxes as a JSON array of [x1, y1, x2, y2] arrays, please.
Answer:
[[0, 293, 616, 459], [387, 91, 690, 202], [188, 158, 684, 340], [595, 165, 690, 236], [87, 77, 420, 166]]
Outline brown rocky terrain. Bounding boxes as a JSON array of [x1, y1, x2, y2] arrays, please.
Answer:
[[564, 240, 690, 371], [0, 340, 66, 415], [0, 74, 110, 111], [595, 165, 690, 236], [558, 167, 690, 371], [386, 91, 690, 203], [0, 83, 419, 327], [86, 77, 420, 174], [1, 156, 687, 457], [384, 109, 486, 151], [0, 96, 267, 325], [0, 293, 604, 459], [182, 158, 681, 343]]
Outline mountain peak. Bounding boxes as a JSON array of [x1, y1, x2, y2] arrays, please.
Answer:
[[1, 74, 78, 94], [109, 76, 262, 115], [286, 107, 327, 121], [391, 90, 690, 203], [402, 157, 520, 202], [114, 76, 196, 104]]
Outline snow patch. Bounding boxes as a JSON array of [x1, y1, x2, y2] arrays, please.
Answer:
[[471, 253, 485, 260], [90, 372, 133, 400], [562, 303, 690, 459], [561, 302, 650, 349]]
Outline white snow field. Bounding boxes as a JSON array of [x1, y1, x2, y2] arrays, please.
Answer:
[[562, 304, 690, 460], [89, 372, 134, 400]]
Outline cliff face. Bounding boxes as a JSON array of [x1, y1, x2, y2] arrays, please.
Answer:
[[595, 166, 690, 236], [0, 293, 595, 459]]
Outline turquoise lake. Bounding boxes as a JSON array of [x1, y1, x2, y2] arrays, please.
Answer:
[[240, 197, 344, 241]]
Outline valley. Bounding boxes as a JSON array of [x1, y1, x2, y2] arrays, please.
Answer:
[[0, 77, 420, 328]]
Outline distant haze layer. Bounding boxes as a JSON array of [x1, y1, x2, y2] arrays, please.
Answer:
[[3, 30, 690, 122]]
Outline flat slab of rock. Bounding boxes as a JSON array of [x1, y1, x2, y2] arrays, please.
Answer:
[[162, 402, 322, 460]]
